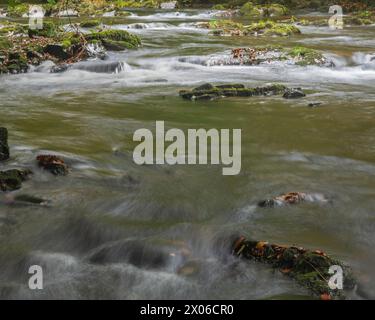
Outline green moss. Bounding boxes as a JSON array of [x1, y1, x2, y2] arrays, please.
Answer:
[[240, 2, 262, 18], [212, 4, 226, 10], [267, 4, 289, 16], [86, 29, 141, 50], [240, 2, 288, 18], [115, 10, 132, 17], [28, 21, 61, 38], [208, 19, 244, 30], [0, 38, 11, 50], [60, 32, 81, 46], [80, 20, 102, 28], [245, 20, 300, 36], [263, 23, 301, 36], [114, 0, 160, 9], [288, 46, 324, 66], [7, 3, 29, 18], [61, 39, 72, 49]]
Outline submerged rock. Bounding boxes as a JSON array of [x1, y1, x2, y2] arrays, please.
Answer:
[[180, 83, 288, 101], [283, 88, 306, 99], [308, 102, 323, 108], [181, 46, 332, 68], [232, 236, 356, 300], [258, 192, 328, 208], [0, 169, 32, 192], [87, 239, 190, 271], [3, 194, 49, 207], [50, 64, 70, 73], [36, 155, 68, 176], [50, 60, 127, 74], [0, 128, 9, 161], [70, 60, 127, 73]]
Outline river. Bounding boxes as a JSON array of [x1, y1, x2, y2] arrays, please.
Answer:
[[0, 9, 374, 299]]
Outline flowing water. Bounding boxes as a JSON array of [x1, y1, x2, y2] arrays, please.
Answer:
[[0, 9, 374, 299]]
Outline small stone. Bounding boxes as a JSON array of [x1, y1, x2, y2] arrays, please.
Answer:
[[36, 155, 68, 176], [50, 64, 70, 73], [0, 127, 10, 161], [308, 102, 322, 108], [258, 192, 328, 207]]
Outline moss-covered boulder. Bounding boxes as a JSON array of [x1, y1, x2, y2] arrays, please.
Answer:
[[233, 236, 356, 299], [0, 169, 32, 192], [179, 83, 288, 101], [197, 19, 300, 37], [197, 19, 246, 36], [288, 46, 327, 66], [240, 2, 289, 18], [86, 29, 141, 51], [0, 128, 9, 161], [245, 20, 301, 36]]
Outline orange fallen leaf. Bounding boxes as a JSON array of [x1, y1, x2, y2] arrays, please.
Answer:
[[256, 241, 268, 250], [320, 293, 332, 300], [281, 268, 292, 274], [233, 236, 246, 252]]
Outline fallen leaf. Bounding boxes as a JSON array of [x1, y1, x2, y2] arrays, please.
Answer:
[[320, 293, 332, 301]]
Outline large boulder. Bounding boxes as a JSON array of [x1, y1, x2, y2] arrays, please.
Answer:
[[240, 3, 289, 18], [232, 236, 356, 300], [0, 128, 9, 161], [86, 30, 141, 51]]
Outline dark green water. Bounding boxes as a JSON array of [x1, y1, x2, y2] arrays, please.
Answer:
[[0, 9, 374, 299]]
